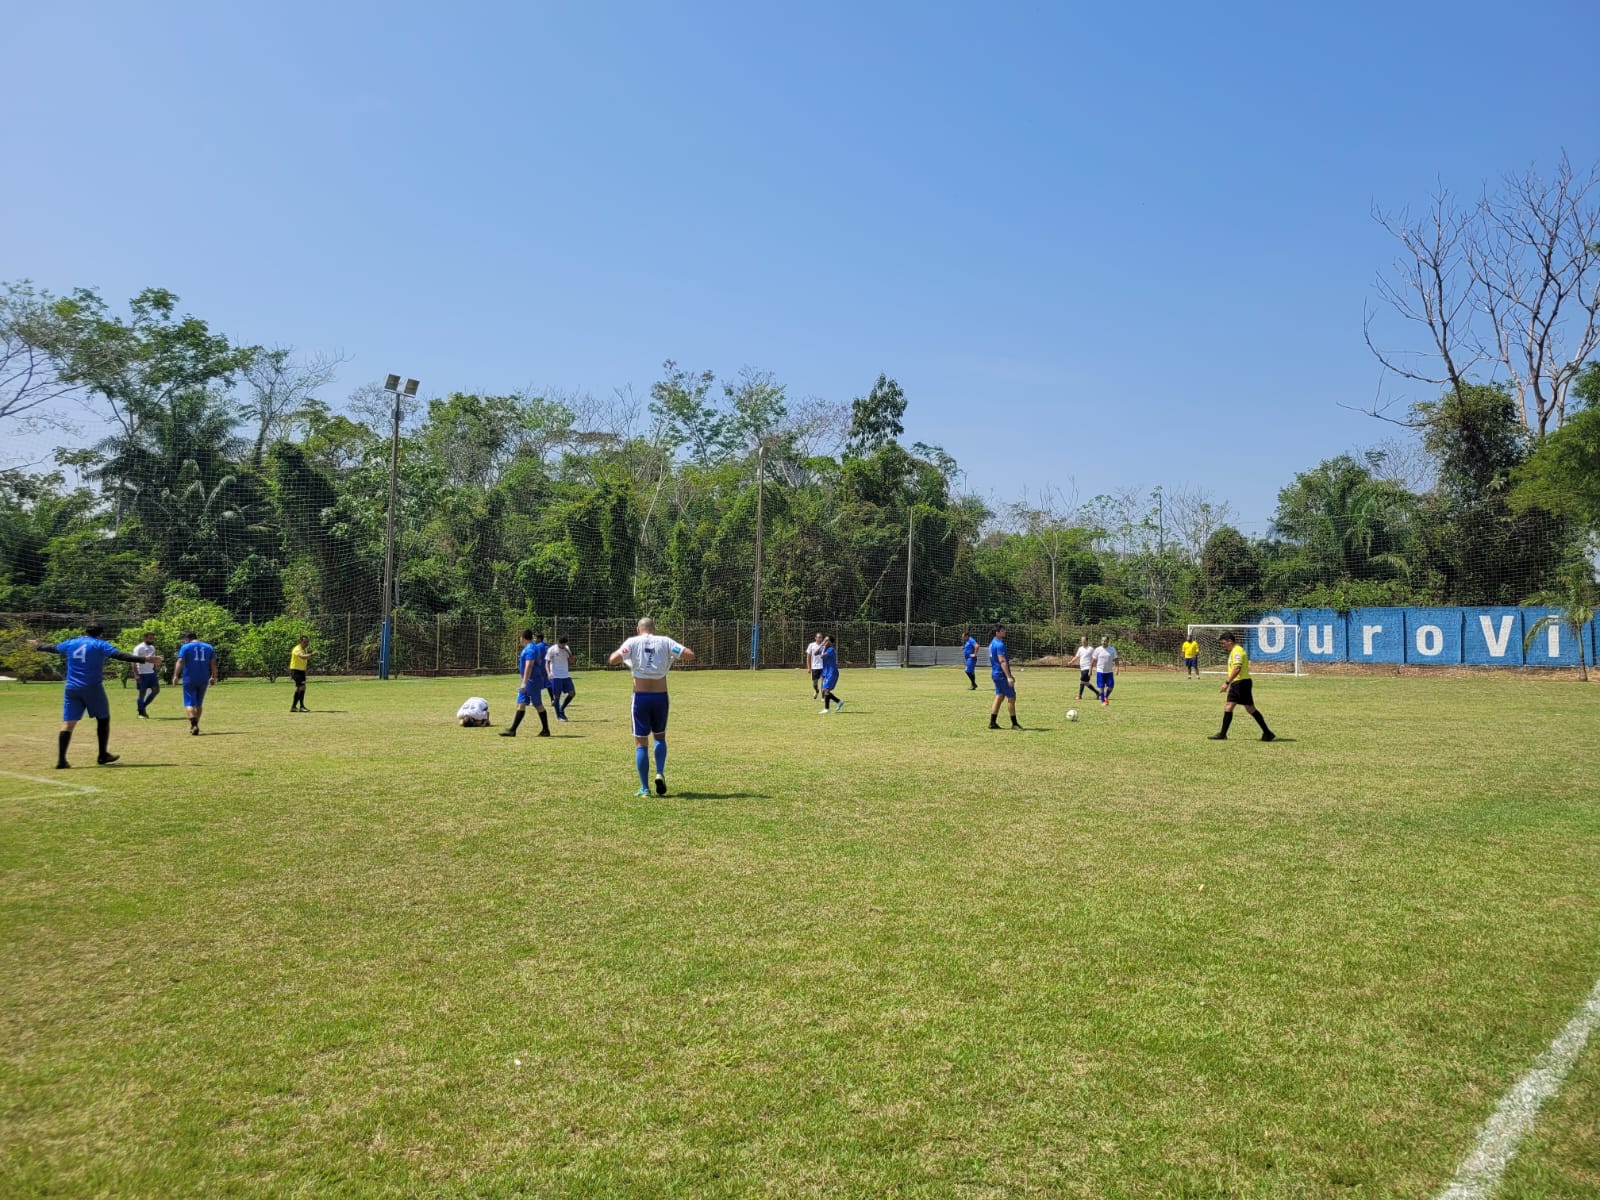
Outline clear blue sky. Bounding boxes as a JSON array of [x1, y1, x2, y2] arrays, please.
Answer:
[[5, 0, 1597, 529]]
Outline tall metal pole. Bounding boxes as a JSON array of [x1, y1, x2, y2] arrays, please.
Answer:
[[750, 442, 765, 669], [1154, 485, 1165, 629], [902, 507, 915, 667], [379, 391, 402, 679]]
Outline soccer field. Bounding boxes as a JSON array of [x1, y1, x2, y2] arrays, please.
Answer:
[[2, 667, 1597, 1198]]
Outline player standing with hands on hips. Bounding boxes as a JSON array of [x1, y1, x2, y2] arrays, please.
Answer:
[[610, 617, 695, 796], [1209, 632, 1276, 741], [32, 624, 162, 767]]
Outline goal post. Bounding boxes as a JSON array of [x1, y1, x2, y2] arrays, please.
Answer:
[[1186, 621, 1303, 676]]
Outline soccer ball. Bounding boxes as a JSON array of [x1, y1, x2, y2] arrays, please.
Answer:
[[1066, 709, 1079, 722]]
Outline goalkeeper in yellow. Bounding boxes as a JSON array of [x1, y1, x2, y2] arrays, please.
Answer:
[[1208, 632, 1276, 741]]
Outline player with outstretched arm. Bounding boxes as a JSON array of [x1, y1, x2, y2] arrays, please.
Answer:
[[32, 624, 162, 768], [609, 617, 695, 796]]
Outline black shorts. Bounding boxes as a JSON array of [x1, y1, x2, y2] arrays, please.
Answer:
[[290, 669, 307, 685], [811, 668, 822, 681], [1080, 669, 1092, 683], [1226, 679, 1255, 706]]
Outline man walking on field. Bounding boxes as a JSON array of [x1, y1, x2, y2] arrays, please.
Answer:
[[804, 632, 826, 699], [988, 624, 1020, 730], [1092, 635, 1118, 706], [502, 630, 551, 737], [1074, 635, 1094, 702], [1209, 632, 1276, 742], [610, 617, 696, 796]]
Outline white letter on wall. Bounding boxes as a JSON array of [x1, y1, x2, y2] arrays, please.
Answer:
[[1415, 625, 1443, 657], [1479, 614, 1513, 657], [1308, 625, 1332, 655], [1362, 625, 1382, 656]]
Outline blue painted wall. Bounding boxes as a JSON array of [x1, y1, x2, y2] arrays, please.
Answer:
[[1208, 607, 1594, 666]]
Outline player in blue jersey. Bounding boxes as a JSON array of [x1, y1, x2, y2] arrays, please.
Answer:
[[988, 623, 1021, 730], [501, 629, 551, 737], [962, 631, 978, 689], [32, 623, 162, 768], [818, 634, 844, 712], [609, 617, 695, 796], [173, 631, 219, 735]]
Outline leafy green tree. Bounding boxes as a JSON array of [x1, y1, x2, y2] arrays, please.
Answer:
[[236, 616, 322, 681], [1522, 562, 1599, 682], [1272, 455, 1415, 594], [845, 374, 907, 458], [1512, 400, 1600, 533]]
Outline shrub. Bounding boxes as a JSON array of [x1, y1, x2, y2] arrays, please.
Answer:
[[236, 617, 322, 682]]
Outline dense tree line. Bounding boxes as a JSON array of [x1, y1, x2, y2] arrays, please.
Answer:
[[1, 285, 1596, 643]]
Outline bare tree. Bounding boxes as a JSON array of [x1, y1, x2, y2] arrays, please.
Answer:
[[240, 346, 345, 465], [1164, 486, 1236, 559], [0, 282, 81, 433], [1008, 483, 1079, 621], [1367, 155, 1600, 437]]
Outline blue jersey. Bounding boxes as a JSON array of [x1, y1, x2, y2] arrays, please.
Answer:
[[521, 642, 549, 686], [989, 637, 1009, 678], [177, 641, 216, 679], [53, 636, 121, 690], [963, 637, 978, 665], [820, 644, 839, 689]]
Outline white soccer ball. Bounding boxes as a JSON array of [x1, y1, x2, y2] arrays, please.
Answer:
[[1066, 709, 1079, 722]]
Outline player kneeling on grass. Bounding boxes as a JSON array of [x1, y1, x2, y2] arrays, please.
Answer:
[[1209, 632, 1275, 742], [457, 697, 491, 727], [609, 617, 695, 797], [32, 625, 162, 768], [502, 629, 551, 738]]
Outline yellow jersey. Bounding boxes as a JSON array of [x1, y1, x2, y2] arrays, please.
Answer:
[[289, 645, 310, 671], [1181, 640, 1199, 659], [1228, 644, 1250, 680]]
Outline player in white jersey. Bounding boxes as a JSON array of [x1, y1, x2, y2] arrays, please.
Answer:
[[608, 616, 696, 796], [1074, 636, 1094, 702], [457, 697, 490, 727], [1092, 636, 1119, 706], [804, 633, 826, 698], [545, 634, 575, 721], [133, 631, 161, 717]]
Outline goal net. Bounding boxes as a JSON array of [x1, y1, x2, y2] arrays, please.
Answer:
[[1186, 621, 1303, 676]]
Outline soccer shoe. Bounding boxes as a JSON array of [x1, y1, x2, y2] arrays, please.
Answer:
[[1208, 733, 1227, 740], [137, 710, 149, 719], [537, 729, 551, 737], [635, 786, 651, 797], [833, 699, 845, 711], [819, 708, 831, 714], [1261, 732, 1277, 742], [988, 720, 1000, 730], [499, 730, 517, 737], [655, 774, 667, 796], [97, 754, 120, 765], [55, 761, 70, 770], [190, 727, 200, 736]]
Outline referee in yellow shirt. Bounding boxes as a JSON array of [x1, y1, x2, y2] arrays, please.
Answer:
[[289, 636, 313, 713], [1208, 632, 1275, 741], [1181, 636, 1200, 677]]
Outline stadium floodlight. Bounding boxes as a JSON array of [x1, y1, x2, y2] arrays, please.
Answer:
[[378, 374, 418, 680], [1186, 622, 1304, 676]]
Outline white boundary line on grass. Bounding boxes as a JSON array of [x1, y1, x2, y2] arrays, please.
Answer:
[[1435, 974, 1600, 1200], [0, 768, 101, 802]]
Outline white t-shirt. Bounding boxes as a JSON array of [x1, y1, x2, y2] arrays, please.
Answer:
[[546, 644, 572, 679], [457, 697, 490, 721], [617, 633, 684, 680], [1075, 645, 1093, 670], [1092, 645, 1118, 674], [134, 641, 157, 674], [808, 640, 826, 669]]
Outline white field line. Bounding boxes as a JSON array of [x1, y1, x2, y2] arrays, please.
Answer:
[[0, 768, 101, 800], [1436, 975, 1600, 1200]]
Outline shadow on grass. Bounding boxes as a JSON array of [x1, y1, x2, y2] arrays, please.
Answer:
[[95, 762, 180, 768], [670, 791, 772, 801]]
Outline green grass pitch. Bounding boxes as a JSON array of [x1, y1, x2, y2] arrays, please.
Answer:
[[2, 667, 1598, 1198]]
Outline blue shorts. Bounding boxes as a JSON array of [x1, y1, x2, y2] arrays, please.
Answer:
[[964, 658, 976, 673], [547, 677, 575, 696], [517, 684, 546, 708], [1184, 657, 1198, 669], [820, 670, 839, 691], [631, 691, 669, 737], [136, 673, 160, 694], [182, 681, 209, 709], [63, 684, 111, 722], [992, 675, 1015, 698], [1096, 671, 1115, 691]]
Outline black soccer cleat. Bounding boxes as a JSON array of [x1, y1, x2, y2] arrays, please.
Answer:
[[499, 730, 516, 737], [1261, 732, 1276, 742], [97, 754, 120, 765], [654, 774, 667, 796], [1208, 733, 1227, 740]]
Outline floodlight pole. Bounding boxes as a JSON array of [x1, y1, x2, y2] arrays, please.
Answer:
[[750, 442, 765, 669], [378, 375, 417, 680]]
